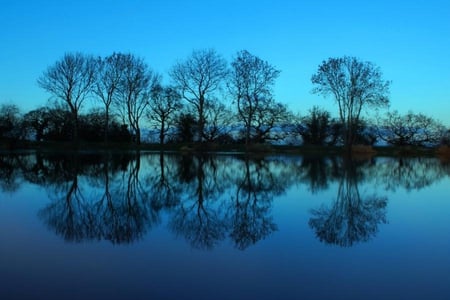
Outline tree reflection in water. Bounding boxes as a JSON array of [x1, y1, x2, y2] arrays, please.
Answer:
[[309, 159, 388, 247], [227, 157, 279, 250], [368, 157, 448, 192], [37, 152, 159, 244], [169, 155, 229, 250], [2, 152, 449, 249]]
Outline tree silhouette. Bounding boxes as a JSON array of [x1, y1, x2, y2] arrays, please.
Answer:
[[229, 50, 283, 145], [170, 49, 228, 142], [379, 110, 446, 146], [297, 106, 334, 146], [312, 56, 390, 152], [114, 53, 159, 144], [93, 53, 126, 143], [147, 85, 182, 145], [0, 103, 22, 141], [37, 52, 96, 143]]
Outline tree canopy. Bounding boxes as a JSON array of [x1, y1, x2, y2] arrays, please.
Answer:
[[311, 56, 391, 150]]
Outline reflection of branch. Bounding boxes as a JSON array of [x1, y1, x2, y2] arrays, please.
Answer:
[[309, 164, 387, 247], [38, 153, 158, 245], [228, 158, 278, 250], [39, 175, 93, 242], [169, 156, 227, 250], [0, 155, 23, 192], [371, 158, 446, 192]]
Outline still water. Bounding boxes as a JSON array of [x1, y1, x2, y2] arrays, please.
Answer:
[[0, 152, 449, 300]]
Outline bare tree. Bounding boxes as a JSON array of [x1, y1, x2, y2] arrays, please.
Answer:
[[0, 103, 22, 140], [297, 106, 332, 145], [114, 53, 159, 144], [170, 49, 228, 142], [203, 101, 234, 143], [22, 106, 50, 141], [93, 53, 125, 143], [229, 50, 281, 145], [379, 110, 446, 146], [311, 56, 390, 152], [37, 52, 96, 143], [148, 84, 182, 145]]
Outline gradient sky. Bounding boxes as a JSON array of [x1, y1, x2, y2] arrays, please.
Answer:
[[1, 0, 449, 125]]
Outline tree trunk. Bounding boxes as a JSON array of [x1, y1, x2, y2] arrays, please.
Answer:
[[104, 107, 109, 144], [72, 110, 79, 144], [135, 127, 141, 145], [160, 119, 165, 145]]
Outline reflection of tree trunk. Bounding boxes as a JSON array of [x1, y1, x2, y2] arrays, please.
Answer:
[[309, 159, 387, 247], [159, 152, 165, 182], [103, 160, 113, 211], [72, 110, 79, 144], [228, 157, 278, 250], [196, 156, 205, 218], [66, 175, 78, 203]]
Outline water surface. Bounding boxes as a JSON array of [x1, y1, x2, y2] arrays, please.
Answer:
[[1, 152, 449, 300]]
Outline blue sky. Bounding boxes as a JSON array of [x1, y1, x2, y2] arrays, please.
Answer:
[[1, 0, 449, 125]]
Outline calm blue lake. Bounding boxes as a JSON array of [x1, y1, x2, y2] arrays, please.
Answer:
[[1, 152, 449, 300]]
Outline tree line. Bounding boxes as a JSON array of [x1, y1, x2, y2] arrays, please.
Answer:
[[1, 50, 449, 149]]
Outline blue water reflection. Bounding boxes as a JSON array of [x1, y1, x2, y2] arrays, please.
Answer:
[[1, 152, 449, 299]]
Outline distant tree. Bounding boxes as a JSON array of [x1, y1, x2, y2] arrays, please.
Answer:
[[170, 49, 228, 142], [203, 101, 234, 143], [379, 110, 446, 146], [44, 106, 73, 141], [311, 56, 390, 152], [78, 109, 106, 142], [229, 50, 283, 145], [441, 129, 450, 146], [353, 118, 378, 145], [252, 101, 290, 143], [37, 52, 97, 143], [93, 53, 125, 143], [298, 106, 332, 145], [22, 106, 50, 141], [114, 53, 159, 144], [0, 103, 22, 140], [175, 113, 198, 143], [148, 85, 182, 145]]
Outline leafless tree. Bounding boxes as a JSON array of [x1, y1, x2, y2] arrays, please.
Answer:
[[93, 53, 125, 143], [170, 49, 228, 142], [37, 52, 96, 142], [203, 101, 234, 143], [114, 53, 159, 144], [379, 110, 446, 146], [148, 85, 182, 145], [229, 50, 282, 145], [311, 56, 390, 152], [0, 103, 22, 140]]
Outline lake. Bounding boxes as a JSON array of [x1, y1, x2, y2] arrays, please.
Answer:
[[1, 152, 449, 300]]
